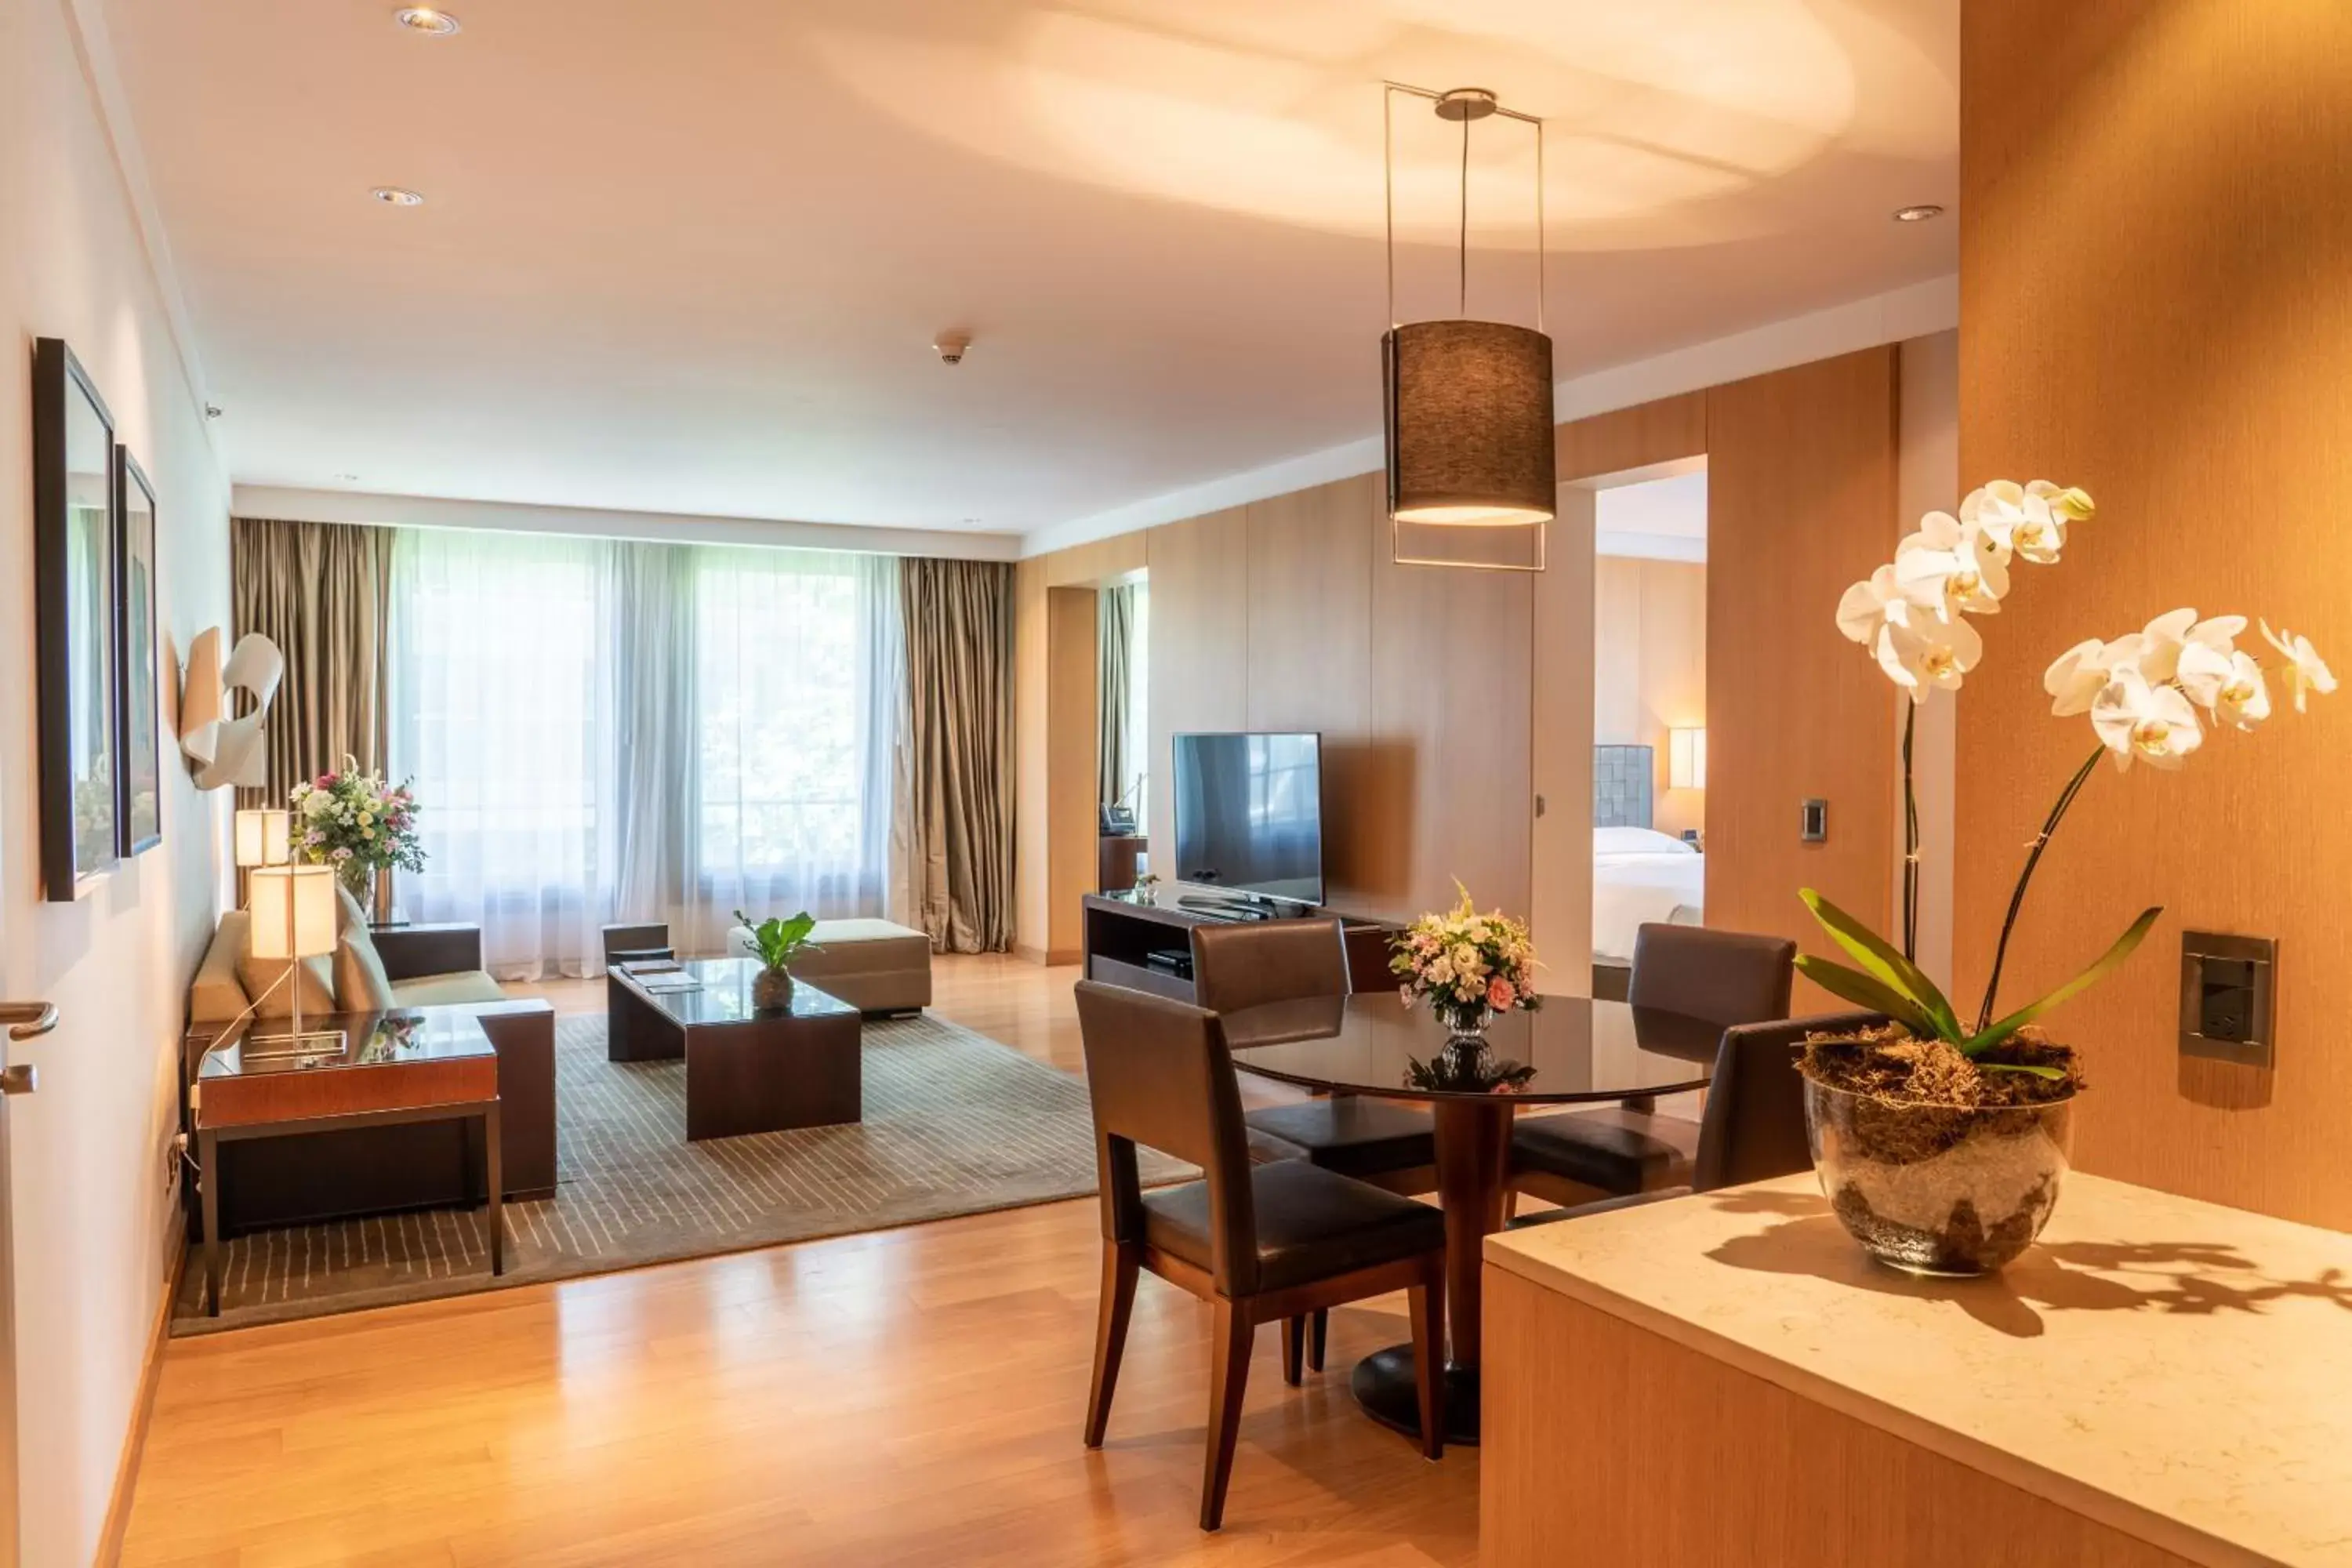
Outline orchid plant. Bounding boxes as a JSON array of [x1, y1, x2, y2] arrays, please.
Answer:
[[1805, 481, 2335, 1074]]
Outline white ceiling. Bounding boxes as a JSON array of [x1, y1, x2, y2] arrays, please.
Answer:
[[103, 0, 1957, 538], [1595, 467, 1708, 562]]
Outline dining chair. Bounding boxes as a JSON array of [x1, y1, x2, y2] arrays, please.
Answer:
[[1511, 1010, 1882, 1228], [1510, 924, 1795, 1204], [1192, 917, 1439, 1371], [1075, 980, 1449, 1530]]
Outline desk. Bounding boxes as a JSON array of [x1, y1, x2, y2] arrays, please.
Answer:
[[194, 1010, 503, 1316], [1482, 1173, 2352, 1566]]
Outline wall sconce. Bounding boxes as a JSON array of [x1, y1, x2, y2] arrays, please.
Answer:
[[1669, 728, 1707, 790]]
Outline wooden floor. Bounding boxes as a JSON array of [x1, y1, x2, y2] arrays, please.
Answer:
[[119, 956, 1478, 1566]]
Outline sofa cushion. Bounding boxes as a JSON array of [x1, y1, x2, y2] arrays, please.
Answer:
[[189, 909, 253, 1025], [390, 971, 510, 1009], [235, 949, 337, 1019], [334, 927, 398, 1011]]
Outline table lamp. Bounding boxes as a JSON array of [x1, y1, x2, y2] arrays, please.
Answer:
[[247, 861, 343, 1053], [234, 808, 291, 871], [1668, 727, 1708, 791]]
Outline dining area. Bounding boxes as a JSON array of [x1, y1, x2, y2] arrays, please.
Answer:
[[1073, 909, 1851, 1532]]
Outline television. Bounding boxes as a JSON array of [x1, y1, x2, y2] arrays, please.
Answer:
[[1169, 731, 1325, 908]]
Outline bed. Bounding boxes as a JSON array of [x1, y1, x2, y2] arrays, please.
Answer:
[[1592, 745, 1704, 966]]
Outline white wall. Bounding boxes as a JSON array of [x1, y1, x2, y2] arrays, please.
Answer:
[[1592, 555, 1708, 841], [1, 0, 230, 1560]]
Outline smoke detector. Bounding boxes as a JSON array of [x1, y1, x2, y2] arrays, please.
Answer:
[[933, 331, 971, 365]]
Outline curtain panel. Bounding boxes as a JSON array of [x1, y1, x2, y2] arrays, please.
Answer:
[[901, 557, 1015, 953], [230, 516, 394, 804], [1096, 583, 1134, 811]]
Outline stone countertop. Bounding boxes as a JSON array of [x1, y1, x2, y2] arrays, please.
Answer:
[[1485, 1172, 2352, 1568]]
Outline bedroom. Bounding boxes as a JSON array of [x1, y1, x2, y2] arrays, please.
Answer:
[[1589, 463, 1707, 998]]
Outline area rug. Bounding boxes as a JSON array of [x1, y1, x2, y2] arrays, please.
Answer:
[[172, 1011, 1185, 1335]]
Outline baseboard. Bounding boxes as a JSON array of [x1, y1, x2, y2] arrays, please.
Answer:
[[97, 1234, 183, 1566], [1013, 943, 1049, 966]]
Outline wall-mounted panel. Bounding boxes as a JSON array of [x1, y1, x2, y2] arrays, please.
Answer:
[[1143, 507, 1250, 862]]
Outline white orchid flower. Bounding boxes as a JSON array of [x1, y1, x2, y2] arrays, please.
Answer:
[[2042, 635, 2142, 717], [2090, 666, 2204, 771], [2179, 644, 2271, 730], [2260, 620, 2337, 713], [1894, 513, 2010, 618], [2132, 609, 2243, 685], [1965, 480, 2068, 564], [1835, 564, 1907, 644], [2030, 481, 2097, 523], [1875, 614, 1984, 703]]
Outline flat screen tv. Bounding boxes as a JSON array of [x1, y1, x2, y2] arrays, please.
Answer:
[[1170, 731, 1324, 907]]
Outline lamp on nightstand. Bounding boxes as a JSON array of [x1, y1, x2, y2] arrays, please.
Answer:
[[1669, 728, 1708, 791], [247, 862, 343, 1054]]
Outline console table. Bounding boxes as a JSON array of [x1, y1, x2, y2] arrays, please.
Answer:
[[1081, 888, 1400, 1004]]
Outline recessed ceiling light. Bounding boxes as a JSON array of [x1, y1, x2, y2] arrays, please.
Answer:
[[1893, 204, 1946, 223], [394, 7, 461, 35], [370, 187, 425, 206]]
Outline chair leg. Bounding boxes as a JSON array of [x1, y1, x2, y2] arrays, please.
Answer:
[[1084, 1244, 1139, 1448], [1280, 1316, 1305, 1387], [1409, 1256, 1446, 1461], [1200, 1298, 1254, 1531], [1308, 1308, 1327, 1372]]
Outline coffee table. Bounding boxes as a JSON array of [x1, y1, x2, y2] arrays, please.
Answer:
[[605, 957, 862, 1141]]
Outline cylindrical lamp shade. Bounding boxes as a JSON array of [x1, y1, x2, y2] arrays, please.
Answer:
[[248, 864, 339, 960], [234, 808, 292, 868], [1669, 727, 1708, 791], [1384, 319, 1556, 524]]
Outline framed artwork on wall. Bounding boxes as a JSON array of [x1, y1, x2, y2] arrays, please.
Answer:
[[32, 336, 122, 899], [117, 448, 163, 855]]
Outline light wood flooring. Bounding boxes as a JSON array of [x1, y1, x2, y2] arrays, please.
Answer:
[[119, 956, 1478, 1566]]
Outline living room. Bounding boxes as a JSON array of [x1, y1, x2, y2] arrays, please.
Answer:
[[9, 2, 2352, 1566]]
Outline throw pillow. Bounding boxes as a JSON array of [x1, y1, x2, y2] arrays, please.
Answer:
[[234, 949, 338, 1020], [334, 883, 368, 934], [333, 927, 397, 1011]]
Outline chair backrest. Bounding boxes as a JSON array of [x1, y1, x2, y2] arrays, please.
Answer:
[[1073, 980, 1262, 1294], [1691, 1010, 1881, 1191], [1628, 924, 1796, 1029], [1189, 916, 1349, 1014]]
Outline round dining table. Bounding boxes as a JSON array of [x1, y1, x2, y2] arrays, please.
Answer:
[[1220, 991, 1722, 1445]]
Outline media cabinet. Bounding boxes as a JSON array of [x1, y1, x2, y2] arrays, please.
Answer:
[[1080, 890, 1400, 1003]]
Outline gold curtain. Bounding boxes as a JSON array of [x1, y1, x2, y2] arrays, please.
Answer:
[[901, 557, 1015, 953], [230, 517, 394, 805], [1097, 583, 1134, 811]]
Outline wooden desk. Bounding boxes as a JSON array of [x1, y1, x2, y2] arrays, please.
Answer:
[[194, 1009, 503, 1316], [1481, 1173, 2352, 1567]]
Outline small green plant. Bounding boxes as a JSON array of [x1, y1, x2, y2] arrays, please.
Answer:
[[735, 909, 820, 972]]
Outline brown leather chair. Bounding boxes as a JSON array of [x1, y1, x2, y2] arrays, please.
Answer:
[[1512, 1010, 1880, 1228], [1075, 981, 1447, 1530], [1511, 924, 1795, 1202]]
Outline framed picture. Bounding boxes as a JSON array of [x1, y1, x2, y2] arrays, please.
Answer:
[[32, 337, 122, 899], [116, 448, 163, 855]]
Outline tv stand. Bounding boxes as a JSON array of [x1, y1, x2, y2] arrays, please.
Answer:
[[1083, 890, 1399, 1004]]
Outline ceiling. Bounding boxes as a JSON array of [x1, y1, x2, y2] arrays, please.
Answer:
[[107, 0, 1958, 537], [1595, 468, 1708, 562]]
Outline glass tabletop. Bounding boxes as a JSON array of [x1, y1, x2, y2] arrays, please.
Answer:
[[1220, 993, 1722, 1103], [198, 1007, 492, 1079], [610, 956, 858, 1027]]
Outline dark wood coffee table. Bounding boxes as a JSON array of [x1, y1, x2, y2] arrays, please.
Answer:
[[605, 957, 862, 1141]]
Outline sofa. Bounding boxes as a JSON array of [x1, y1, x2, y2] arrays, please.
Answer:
[[186, 911, 557, 1232]]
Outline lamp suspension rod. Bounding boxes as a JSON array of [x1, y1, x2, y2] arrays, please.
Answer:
[[1383, 84, 1396, 329], [1458, 103, 1470, 316], [1382, 82, 1546, 332]]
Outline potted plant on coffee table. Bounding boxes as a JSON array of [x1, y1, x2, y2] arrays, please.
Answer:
[[735, 909, 821, 1010], [1800, 481, 2333, 1275]]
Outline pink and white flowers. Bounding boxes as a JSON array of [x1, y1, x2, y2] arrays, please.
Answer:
[[287, 755, 426, 895], [1390, 883, 1540, 1034]]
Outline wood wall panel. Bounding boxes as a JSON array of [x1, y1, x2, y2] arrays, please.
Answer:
[[1483, 1271, 2198, 1568], [1011, 559, 1051, 959], [1244, 477, 1385, 909], [1554, 390, 1707, 482], [1369, 539, 1534, 925], [1143, 507, 1250, 866], [1529, 487, 1595, 990], [1958, 2, 2352, 1228], [1704, 348, 1900, 981], [1042, 587, 1100, 962]]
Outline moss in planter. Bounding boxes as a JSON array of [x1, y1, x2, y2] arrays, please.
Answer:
[[1799, 1023, 2083, 1109]]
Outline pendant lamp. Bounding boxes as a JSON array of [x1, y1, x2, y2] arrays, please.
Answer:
[[1382, 85, 1555, 548]]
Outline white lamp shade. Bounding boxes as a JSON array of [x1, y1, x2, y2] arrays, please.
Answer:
[[248, 865, 339, 960], [1669, 728, 1708, 791], [234, 808, 292, 868]]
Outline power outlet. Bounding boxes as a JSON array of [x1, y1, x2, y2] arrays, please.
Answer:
[[165, 1131, 188, 1198]]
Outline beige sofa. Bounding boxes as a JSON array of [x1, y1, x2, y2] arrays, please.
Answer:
[[722, 917, 934, 1015], [189, 910, 510, 1022]]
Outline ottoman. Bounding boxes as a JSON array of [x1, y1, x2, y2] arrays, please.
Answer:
[[727, 916, 934, 1016]]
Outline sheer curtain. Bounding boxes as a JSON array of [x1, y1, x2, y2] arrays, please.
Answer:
[[388, 528, 902, 978]]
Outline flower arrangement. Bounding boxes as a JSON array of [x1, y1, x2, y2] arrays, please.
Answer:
[[289, 756, 425, 898], [1390, 882, 1541, 1037], [1808, 481, 2335, 1093]]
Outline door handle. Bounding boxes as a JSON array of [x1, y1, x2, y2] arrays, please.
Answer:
[[0, 1065, 31, 1096], [1, 1003, 58, 1042]]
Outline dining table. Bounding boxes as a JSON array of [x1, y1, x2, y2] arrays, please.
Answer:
[[1220, 991, 1722, 1445]]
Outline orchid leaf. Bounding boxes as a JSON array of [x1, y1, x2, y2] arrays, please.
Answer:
[[1798, 889, 1962, 1040], [1791, 953, 1936, 1038], [1979, 1062, 2068, 1082], [1962, 906, 2161, 1057]]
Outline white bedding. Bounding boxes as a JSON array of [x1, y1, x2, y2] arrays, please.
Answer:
[[1592, 828, 1704, 964]]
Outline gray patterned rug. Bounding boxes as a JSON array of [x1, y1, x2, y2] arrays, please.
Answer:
[[172, 1011, 1183, 1336]]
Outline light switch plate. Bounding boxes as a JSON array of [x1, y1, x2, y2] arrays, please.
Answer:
[[2180, 931, 2274, 1069], [1800, 798, 1828, 843]]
